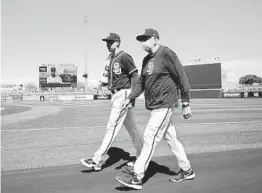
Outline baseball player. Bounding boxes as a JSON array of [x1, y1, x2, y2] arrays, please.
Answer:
[[47, 67, 63, 83], [116, 29, 195, 190], [80, 33, 143, 171]]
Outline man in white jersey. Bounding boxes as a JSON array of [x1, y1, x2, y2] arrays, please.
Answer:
[[80, 33, 143, 171]]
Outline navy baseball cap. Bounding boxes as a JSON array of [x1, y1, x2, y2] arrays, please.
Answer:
[[136, 28, 160, 41], [102, 33, 121, 42]]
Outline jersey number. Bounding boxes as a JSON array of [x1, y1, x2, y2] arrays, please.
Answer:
[[113, 63, 122, 74]]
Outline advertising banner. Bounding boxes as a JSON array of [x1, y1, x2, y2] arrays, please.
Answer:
[[93, 94, 111, 100], [223, 92, 242, 98], [57, 95, 76, 101]]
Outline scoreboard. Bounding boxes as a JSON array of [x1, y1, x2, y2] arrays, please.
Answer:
[[39, 64, 77, 88], [184, 63, 222, 89]]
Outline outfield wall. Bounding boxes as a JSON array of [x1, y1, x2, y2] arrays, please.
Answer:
[[190, 89, 222, 98], [22, 94, 94, 101], [2, 90, 262, 102]]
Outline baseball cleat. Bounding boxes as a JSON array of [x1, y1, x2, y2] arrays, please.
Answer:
[[116, 173, 142, 190], [80, 159, 102, 171], [169, 167, 195, 182]]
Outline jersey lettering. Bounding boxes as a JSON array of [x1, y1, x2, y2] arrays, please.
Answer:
[[113, 63, 122, 74], [147, 62, 154, 75]]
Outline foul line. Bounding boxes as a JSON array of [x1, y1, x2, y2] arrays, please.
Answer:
[[1, 120, 262, 132]]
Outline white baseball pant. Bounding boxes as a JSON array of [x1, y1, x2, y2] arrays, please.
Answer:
[[133, 108, 191, 180], [92, 89, 143, 165]]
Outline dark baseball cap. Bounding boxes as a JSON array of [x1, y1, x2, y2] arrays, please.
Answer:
[[136, 28, 160, 41], [102, 33, 121, 42]]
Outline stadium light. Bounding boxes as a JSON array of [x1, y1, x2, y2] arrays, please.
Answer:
[[83, 15, 89, 92]]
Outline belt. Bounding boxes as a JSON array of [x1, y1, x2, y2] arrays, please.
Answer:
[[111, 88, 122, 94], [111, 88, 131, 94]]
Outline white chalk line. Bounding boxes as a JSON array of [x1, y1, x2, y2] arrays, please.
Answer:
[[2, 120, 262, 132]]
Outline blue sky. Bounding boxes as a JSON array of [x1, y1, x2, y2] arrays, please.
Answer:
[[1, 0, 262, 86]]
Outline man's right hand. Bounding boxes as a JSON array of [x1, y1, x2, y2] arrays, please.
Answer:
[[98, 80, 108, 88], [97, 81, 103, 87]]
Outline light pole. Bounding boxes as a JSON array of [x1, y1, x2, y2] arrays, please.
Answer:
[[83, 15, 89, 92]]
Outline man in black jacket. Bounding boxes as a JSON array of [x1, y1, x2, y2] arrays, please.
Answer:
[[116, 29, 195, 190]]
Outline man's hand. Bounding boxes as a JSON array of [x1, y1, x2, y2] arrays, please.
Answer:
[[97, 80, 103, 88], [182, 102, 192, 119], [98, 80, 108, 87], [121, 99, 131, 109]]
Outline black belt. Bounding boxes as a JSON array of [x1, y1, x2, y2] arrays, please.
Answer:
[[111, 88, 130, 94]]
